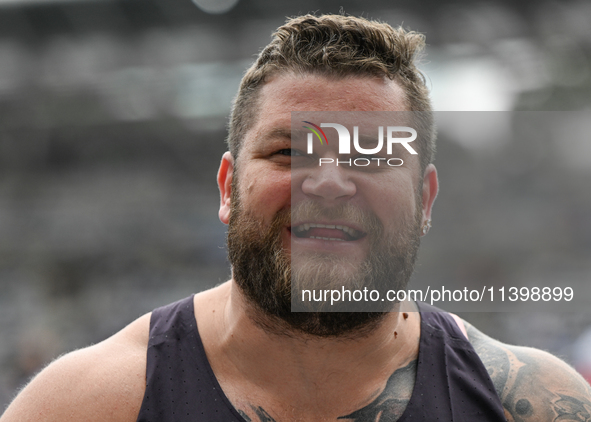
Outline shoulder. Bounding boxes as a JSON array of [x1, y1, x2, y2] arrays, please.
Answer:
[[0, 312, 151, 422], [461, 318, 591, 422]]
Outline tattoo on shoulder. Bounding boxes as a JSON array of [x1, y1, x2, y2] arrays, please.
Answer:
[[238, 406, 277, 422], [551, 393, 591, 421], [337, 359, 417, 421], [465, 321, 591, 422], [237, 409, 252, 421]]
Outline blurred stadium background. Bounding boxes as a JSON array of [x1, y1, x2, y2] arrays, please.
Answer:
[[1, 0, 591, 408]]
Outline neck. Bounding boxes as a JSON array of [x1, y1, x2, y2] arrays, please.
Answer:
[[243, 290, 395, 341], [201, 280, 421, 414]]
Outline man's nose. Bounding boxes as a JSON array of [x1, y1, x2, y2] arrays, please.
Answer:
[[300, 162, 356, 202]]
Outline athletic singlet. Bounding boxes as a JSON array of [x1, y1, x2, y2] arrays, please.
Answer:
[[136, 296, 506, 421]]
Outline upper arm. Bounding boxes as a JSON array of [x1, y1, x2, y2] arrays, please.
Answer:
[[464, 319, 591, 422], [0, 313, 151, 422]]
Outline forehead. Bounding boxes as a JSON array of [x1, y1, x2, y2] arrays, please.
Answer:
[[242, 73, 408, 149], [263, 72, 406, 115]]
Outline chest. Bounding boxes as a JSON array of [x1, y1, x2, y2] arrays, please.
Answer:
[[216, 357, 418, 422]]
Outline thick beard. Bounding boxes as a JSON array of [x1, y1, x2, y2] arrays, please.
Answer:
[[227, 181, 423, 338], [289, 201, 421, 314]]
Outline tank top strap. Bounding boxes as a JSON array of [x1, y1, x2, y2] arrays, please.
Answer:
[[416, 301, 469, 340], [398, 301, 506, 422], [136, 295, 246, 422]]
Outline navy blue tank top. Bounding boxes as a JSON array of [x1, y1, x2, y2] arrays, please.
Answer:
[[136, 296, 506, 421]]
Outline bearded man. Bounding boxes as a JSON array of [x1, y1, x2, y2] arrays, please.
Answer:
[[2, 14, 590, 422]]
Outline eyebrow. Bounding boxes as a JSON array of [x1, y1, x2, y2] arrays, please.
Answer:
[[261, 127, 318, 145], [260, 127, 292, 143]]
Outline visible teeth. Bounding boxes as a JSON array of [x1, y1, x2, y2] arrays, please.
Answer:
[[296, 223, 360, 239], [309, 236, 344, 241]]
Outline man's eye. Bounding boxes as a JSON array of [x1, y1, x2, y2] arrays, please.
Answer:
[[277, 149, 302, 156]]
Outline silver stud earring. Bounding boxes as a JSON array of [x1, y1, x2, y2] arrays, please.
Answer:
[[421, 219, 432, 236]]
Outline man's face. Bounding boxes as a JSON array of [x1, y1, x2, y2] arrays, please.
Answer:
[[219, 73, 438, 336]]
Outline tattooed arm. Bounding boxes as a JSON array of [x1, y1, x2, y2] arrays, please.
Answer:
[[464, 320, 591, 422]]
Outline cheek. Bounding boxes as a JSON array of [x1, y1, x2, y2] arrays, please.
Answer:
[[362, 173, 419, 219], [239, 167, 292, 212]]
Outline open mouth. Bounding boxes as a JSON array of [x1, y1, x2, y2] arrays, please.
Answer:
[[291, 223, 365, 241]]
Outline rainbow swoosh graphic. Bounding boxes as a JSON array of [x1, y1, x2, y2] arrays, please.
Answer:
[[302, 121, 328, 145]]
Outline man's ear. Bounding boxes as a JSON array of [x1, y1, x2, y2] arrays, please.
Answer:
[[421, 164, 438, 222], [218, 151, 234, 225]]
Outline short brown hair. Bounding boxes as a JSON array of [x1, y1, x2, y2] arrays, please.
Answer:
[[227, 14, 435, 171]]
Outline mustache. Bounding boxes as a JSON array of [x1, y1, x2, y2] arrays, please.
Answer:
[[290, 201, 383, 238]]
